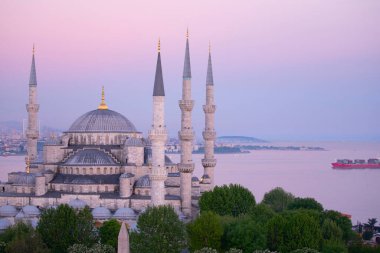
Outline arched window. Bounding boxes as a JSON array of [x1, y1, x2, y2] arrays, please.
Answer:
[[97, 168, 100, 174]]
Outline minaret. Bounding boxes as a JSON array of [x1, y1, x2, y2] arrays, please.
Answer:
[[26, 45, 39, 161], [201, 43, 217, 190], [149, 39, 168, 206], [178, 30, 195, 216]]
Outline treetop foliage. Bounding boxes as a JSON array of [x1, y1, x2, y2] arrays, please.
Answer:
[[262, 187, 295, 212], [130, 205, 187, 253], [288, 197, 324, 212], [199, 184, 256, 217]]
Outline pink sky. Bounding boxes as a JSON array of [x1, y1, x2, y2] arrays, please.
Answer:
[[1, 0, 379, 140]]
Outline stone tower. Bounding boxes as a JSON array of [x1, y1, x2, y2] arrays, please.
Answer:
[[178, 30, 195, 216], [117, 222, 130, 253], [26, 46, 39, 161], [201, 45, 217, 190], [149, 39, 168, 206]]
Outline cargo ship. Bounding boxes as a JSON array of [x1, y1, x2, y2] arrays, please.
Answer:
[[332, 158, 380, 169]]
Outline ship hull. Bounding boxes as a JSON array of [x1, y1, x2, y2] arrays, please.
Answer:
[[332, 163, 380, 169]]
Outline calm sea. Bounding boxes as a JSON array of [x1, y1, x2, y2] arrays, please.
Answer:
[[1, 141, 379, 223]]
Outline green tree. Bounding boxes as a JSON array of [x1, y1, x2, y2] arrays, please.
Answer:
[[194, 248, 218, 253], [37, 204, 97, 253], [130, 205, 187, 253], [68, 243, 114, 253], [366, 218, 377, 231], [322, 210, 353, 242], [262, 187, 294, 212], [0, 222, 50, 253], [321, 240, 347, 253], [267, 211, 322, 253], [199, 184, 256, 217], [99, 219, 121, 249], [288, 198, 324, 212], [252, 250, 278, 253], [223, 217, 266, 252], [290, 248, 320, 253], [321, 219, 343, 241], [188, 211, 223, 251], [267, 215, 286, 251], [250, 203, 276, 225], [225, 249, 243, 253]]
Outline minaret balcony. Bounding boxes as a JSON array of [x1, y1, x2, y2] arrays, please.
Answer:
[[149, 174, 167, 181], [177, 163, 195, 173], [203, 105, 216, 113], [179, 100, 194, 111], [178, 129, 194, 141], [202, 158, 217, 168], [26, 130, 39, 139], [26, 104, 40, 112], [148, 129, 167, 141], [202, 130, 216, 140]]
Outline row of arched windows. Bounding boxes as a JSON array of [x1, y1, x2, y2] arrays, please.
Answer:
[[52, 184, 116, 193], [60, 167, 121, 175]]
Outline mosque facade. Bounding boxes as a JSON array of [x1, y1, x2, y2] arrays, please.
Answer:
[[0, 33, 217, 230]]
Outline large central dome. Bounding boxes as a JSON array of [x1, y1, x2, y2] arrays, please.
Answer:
[[67, 109, 137, 133]]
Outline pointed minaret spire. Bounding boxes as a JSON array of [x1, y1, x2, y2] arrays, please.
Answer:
[[29, 44, 37, 86], [153, 39, 165, 96], [183, 29, 191, 79], [149, 39, 168, 207], [26, 45, 40, 161], [206, 42, 214, 86]]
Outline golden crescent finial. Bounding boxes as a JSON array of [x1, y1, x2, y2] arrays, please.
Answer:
[[32, 44, 35, 55], [98, 86, 108, 110], [209, 41, 211, 53], [186, 28, 189, 39], [158, 38, 161, 52]]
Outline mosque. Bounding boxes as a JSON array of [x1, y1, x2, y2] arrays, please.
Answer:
[[0, 33, 217, 231]]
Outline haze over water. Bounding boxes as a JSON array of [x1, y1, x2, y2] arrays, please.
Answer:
[[1, 141, 379, 223]]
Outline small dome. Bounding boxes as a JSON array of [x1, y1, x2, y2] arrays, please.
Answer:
[[0, 218, 11, 230], [192, 176, 199, 182], [114, 207, 136, 220], [64, 149, 119, 166], [0, 205, 18, 217], [15, 210, 25, 220], [134, 175, 150, 188], [68, 198, 87, 209], [125, 137, 145, 147], [120, 173, 134, 179], [92, 206, 112, 220], [22, 205, 40, 217], [67, 109, 137, 133]]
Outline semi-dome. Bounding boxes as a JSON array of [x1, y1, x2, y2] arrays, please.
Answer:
[[0, 205, 18, 217], [22, 205, 40, 217], [0, 218, 11, 230], [67, 109, 137, 133], [114, 207, 136, 220], [92, 206, 112, 219], [9, 172, 36, 185], [63, 149, 119, 166], [68, 198, 87, 209], [135, 175, 151, 188]]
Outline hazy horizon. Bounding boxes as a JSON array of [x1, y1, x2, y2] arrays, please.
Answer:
[[1, 1, 379, 141]]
